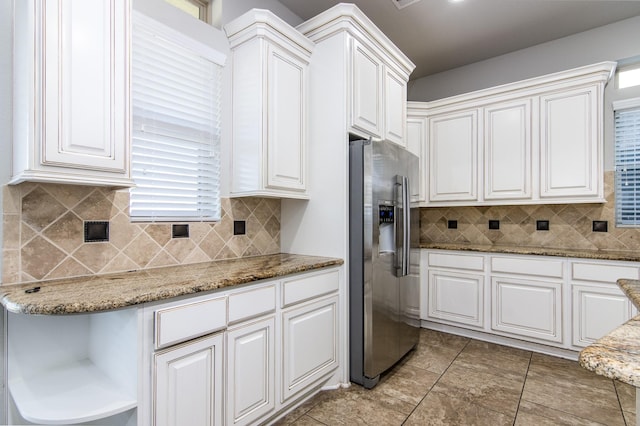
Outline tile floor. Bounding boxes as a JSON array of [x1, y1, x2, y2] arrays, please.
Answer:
[[276, 329, 636, 425]]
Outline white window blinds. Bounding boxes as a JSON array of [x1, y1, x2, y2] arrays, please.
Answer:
[[131, 14, 222, 221], [615, 99, 640, 226]]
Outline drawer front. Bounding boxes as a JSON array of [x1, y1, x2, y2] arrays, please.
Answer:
[[155, 296, 227, 349], [491, 256, 563, 278], [428, 252, 484, 271], [228, 284, 277, 325], [282, 268, 340, 308], [571, 262, 639, 283]]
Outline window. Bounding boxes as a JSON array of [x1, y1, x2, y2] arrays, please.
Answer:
[[614, 98, 640, 226], [618, 66, 640, 90], [164, 0, 208, 22], [130, 12, 224, 222]]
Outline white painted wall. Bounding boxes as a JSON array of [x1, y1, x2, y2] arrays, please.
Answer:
[[408, 15, 640, 171], [213, 0, 302, 27]]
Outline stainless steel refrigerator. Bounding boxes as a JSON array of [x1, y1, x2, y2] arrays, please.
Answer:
[[349, 138, 420, 389]]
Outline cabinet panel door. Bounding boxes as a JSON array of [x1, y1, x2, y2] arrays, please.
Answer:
[[282, 295, 338, 402], [406, 116, 426, 202], [384, 67, 406, 147], [227, 317, 275, 426], [492, 277, 562, 343], [350, 40, 383, 138], [540, 85, 600, 199], [484, 99, 532, 200], [154, 333, 223, 426], [43, 0, 128, 173], [428, 110, 478, 201], [427, 270, 484, 328], [572, 284, 633, 348], [267, 44, 306, 191]]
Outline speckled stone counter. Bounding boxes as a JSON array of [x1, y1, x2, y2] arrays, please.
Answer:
[[421, 242, 640, 262], [0, 253, 343, 315], [579, 279, 640, 387]]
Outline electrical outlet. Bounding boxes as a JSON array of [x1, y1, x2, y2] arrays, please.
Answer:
[[592, 220, 608, 232], [536, 220, 550, 231], [447, 220, 458, 229], [172, 224, 189, 238], [488, 220, 500, 230], [234, 220, 246, 235], [84, 221, 109, 242]]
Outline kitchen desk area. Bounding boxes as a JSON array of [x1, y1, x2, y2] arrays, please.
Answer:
[[1, 254, 344, 426]]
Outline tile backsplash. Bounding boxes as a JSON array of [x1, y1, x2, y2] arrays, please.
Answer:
[[420, 171, 640, 252], [2, 183, 280, 284]]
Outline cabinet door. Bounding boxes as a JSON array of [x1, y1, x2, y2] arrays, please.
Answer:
[[350, 39, 383, 138], [154, 333, 223, 426], [227, 317, 275, 426], [266, 44, 306, 191], [572, 283, 634, 348], [42, 0, 128, 173], [406, 115, 426, 202], [484, 98, 532, 200], [384, 67, 406, 147], [426, 270, 484, 328], [492, 277, 562, 343], [428, 109, 478, 202], [540, 85, 600, 199], [281, 295, 338, 402]]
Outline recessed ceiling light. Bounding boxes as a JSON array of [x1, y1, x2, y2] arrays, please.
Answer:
[[449, 0, 465, 3], [392, 0, 422, 10]]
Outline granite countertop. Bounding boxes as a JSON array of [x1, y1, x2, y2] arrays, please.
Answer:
[[579, 279, 640, 387], [0, 253, 343, 315], [421, 242, 640, 262]]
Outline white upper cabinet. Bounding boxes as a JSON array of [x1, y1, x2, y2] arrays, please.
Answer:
[[298, 3, 414, 147], [428, 109, 478, 202], [540, 86, 600, 200], [225, 9, 313, 199], [406, 109, 427, 202], [351, 39, 384, 138], [12, 0, 133, 187], [484, 98, 533, 201], [415, 62, 615, 206]]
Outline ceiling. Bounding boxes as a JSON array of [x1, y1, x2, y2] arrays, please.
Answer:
[[278, 0, 640, 80]]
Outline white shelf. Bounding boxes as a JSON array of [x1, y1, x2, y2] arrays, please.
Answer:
[[9, 359, 137, 425]]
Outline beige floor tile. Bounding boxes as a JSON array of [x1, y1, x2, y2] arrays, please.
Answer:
[[624, 410, 636, 426], [418, 328, 470, 352], [453, 339, 531, 380], [521, 371, 624, 425], [289, 415, 326, 426], [403, 342, 461, 375], [529, 353, 615, 391], [615, 380, 636, 414], [431, 363, 524, 417], [304, 386, 410, 426], [404, 390, 513, 426], [515, 399, 605, 425], [273, 389, 333, 425], [373, 362, 441, 406]]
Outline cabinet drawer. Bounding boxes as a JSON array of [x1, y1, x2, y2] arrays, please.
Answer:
[[282, 269, 340, 308], [228, 284, 276, 325], [491, 256, 563, 278], [155, 296, 227, 349], [571, 262, 639, 283], [428, 252, 484, 271]]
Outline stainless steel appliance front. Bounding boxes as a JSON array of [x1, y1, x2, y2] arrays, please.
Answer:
[[349, 138, 420, 388]]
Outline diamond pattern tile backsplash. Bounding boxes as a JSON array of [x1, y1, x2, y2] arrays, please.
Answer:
[[420, 171, 640, 252], [2, 182, 280, 284]]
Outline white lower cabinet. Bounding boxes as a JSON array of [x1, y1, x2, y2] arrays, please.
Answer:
[[226, 316, 276, 426], [491, 276, 562, 343], [143, 266, 342, 426], [427, 270, 484, 328], [421, 249, 639, 354], [154, 334, 224, 426], [282, 295, 339, 402]]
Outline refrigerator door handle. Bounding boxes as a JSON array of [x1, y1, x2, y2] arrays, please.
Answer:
[[395, 175, 410, 277]]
